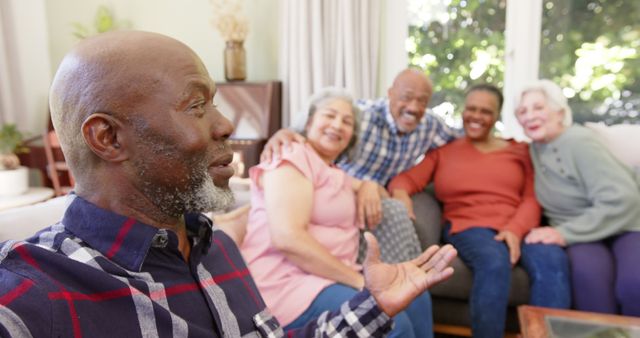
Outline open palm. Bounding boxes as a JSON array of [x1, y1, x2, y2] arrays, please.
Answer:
[[362, 232, 457, 317]]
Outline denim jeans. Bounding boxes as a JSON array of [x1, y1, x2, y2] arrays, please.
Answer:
[[443, 224, 570, 338], [284, 283, 434, 338]]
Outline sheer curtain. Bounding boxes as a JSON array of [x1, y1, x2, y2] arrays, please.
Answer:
[[278, 0, 381, 127], [0, 0, 52, 135], [0, 1, 22, 127]]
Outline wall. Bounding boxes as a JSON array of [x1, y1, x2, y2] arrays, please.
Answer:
[[45, 0, 280, 84]]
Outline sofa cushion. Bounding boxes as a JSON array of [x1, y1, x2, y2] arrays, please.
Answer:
[[585, 122, 640, 171], [0, 195, 68, 241]]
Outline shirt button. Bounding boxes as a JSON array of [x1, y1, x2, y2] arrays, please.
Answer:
[[556, 157, 561, 163], [552, 147, 558, 152], [560, 168, 565, 174], [152, 230, 169, 248]]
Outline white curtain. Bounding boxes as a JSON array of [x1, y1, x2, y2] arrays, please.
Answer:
[[278, 0, 382, 127], [0, 0, 52, 135], [0, 1, 21, 127]]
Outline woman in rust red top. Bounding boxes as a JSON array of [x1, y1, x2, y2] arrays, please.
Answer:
[[388, 84, 571, 338]]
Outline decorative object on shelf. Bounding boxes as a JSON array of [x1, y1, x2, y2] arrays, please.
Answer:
[[224, 40, 247, 81], [0, 124, 29, 196], [71, 5, 131, 40], [209, 0, 249, 81]]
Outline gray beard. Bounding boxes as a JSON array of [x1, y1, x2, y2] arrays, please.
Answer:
[[131, 120, 235, 218], [135, 159, 235, 218]]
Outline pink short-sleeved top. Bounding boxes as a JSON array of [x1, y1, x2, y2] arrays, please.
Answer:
[[240, 142, 360, 326]]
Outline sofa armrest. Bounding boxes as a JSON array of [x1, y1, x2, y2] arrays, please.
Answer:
[[411, 187, 443, 250]]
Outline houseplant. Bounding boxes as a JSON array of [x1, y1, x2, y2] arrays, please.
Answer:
[[71, 5, 130, 40], [0, 124, 30, 196]]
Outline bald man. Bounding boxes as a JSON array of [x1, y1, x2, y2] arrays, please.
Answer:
[[0, 31, 456, 338]]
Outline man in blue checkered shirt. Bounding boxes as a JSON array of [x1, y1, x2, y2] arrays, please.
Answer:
[[0, 31, 458, 338]]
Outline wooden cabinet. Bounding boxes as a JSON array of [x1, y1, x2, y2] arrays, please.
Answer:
[[215, 81, 282, 177]]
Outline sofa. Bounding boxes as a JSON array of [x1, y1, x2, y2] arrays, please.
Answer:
[[411, 122, 640, 336], [0, 177, 253, 242]]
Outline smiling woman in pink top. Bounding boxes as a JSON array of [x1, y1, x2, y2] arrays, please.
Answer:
[[240, 88, 433, 338]]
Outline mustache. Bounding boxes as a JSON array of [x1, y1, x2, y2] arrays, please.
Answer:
[[215, 141, 232, 152]]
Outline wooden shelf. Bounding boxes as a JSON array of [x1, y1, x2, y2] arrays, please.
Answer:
[[216, 81, 282, 177]]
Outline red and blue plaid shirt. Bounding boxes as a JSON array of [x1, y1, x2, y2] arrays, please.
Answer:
[[0, 195, 392, 337]]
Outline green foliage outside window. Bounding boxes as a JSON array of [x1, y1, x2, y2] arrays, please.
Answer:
[[540, 0, 639, 124], [407, 0, 639, 125]]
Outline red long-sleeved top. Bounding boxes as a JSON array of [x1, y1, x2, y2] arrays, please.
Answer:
[[388, 138, 540, 239]]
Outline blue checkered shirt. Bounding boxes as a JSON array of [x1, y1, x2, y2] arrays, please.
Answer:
[[0, 195, 392, 337], [337, 98, 457, 186]]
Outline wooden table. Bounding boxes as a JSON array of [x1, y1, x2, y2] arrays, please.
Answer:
[[519, 305, 640, 338]]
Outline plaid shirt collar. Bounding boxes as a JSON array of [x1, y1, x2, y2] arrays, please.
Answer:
[[62, 194, 213, 272]]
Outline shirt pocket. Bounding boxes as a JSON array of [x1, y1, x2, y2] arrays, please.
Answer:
[[251, 309, 283, 338]]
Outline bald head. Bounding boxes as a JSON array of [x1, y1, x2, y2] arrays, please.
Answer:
[[387, 68, 433, 133], [392, 68, 432, 90], [49, 31, 201, 185]]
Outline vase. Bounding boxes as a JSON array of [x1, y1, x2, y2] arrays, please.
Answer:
[[224, 40, 246, 81]]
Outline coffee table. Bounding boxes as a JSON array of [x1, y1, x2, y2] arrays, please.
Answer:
[[519, 305, 640, 338]]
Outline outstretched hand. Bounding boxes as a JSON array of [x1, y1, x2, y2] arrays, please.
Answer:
[[260, 129, 306, 163], [362, 232, 456, 317]]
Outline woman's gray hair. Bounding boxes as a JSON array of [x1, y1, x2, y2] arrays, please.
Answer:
[[291, 87, 361, 161], [519, 79, 573, 127]]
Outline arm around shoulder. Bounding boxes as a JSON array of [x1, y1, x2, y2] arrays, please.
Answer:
[[260, 129, 306, 163]]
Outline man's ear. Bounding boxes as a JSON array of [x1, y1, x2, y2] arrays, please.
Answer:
[[81, 113, 128, 162]]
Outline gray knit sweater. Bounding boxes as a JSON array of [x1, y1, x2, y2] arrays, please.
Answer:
[[529, 125, 640, 244]]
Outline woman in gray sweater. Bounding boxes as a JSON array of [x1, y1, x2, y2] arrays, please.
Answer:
[[515, 79, 640, 316]]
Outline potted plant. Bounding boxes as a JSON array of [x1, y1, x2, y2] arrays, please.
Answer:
[[0, 124, 30, 196]]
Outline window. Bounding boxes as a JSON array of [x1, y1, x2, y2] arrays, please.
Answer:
[[540, 0, 640, 124], [407, 0, 506, 129], [408, 0, 639, 130]]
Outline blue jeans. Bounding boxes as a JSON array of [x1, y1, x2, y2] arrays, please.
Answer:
[[443, 224, 570, 338], [284, 283, 434, 338]]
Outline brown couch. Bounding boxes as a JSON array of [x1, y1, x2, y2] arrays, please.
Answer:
[[411, 190, 530, 336]]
